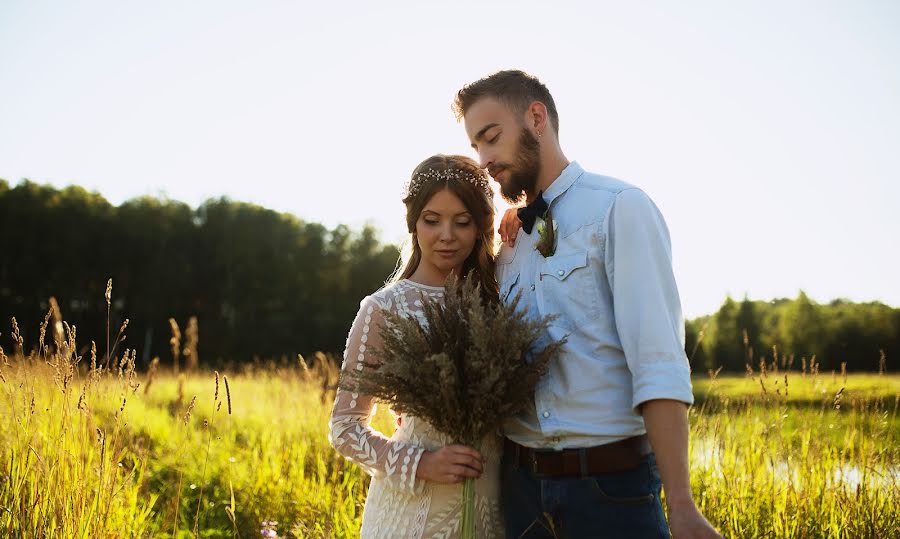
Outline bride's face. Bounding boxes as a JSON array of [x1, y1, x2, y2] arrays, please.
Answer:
[[415, 188, 478, 278]]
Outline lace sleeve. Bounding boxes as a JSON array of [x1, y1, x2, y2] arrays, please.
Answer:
[[328, 295, 426, 494]]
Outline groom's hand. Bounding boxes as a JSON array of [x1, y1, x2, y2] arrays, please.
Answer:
[[666, 498, 723, 539], [498, 207, 522, 247], [416, 445, 485, 484]]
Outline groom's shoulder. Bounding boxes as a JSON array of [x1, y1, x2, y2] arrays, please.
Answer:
[[562, 170, 641, 218], [574, 170, 637, 196]]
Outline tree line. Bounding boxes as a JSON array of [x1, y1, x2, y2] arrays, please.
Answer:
[[2, 179, 897, 371], [1, 179, 398, 367], [686, 293, 898, 373]]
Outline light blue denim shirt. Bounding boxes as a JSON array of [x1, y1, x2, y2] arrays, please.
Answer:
[[497, 161, 694, 450]]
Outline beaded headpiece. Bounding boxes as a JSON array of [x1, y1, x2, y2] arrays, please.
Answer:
[[403, 168, 493, 200]]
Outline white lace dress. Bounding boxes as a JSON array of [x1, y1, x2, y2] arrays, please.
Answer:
[[329, 279, 504, 539]]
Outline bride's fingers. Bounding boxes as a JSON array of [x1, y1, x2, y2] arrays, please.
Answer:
[[447, 445, 484, 463], [450, 464, 481, 479], [452, 454, 484, 474]]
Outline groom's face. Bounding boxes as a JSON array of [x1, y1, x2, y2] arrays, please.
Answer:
[[464, 97, 541, 204]]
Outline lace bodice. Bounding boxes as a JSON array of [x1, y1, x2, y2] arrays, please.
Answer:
[[328, 279, 504, 538]]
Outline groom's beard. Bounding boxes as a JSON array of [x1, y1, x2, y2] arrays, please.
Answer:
[[496, 128, 541, 205]]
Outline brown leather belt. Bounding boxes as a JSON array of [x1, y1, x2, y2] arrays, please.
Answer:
[[505, 435, 652, 478]]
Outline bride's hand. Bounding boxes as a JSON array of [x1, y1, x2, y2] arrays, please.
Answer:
[[416, 445, 485, 484], [498, 207, 522, 247]]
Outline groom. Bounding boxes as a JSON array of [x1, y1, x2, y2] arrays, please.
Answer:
[[454, 70, 722, 538]]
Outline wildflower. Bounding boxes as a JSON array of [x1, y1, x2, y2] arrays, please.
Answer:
[[260, 520, 278, 538]]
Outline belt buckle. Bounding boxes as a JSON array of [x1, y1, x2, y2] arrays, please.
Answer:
[[529, 447, 556, 479]]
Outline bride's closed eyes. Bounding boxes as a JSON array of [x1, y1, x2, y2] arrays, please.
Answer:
[[421, 212, 473, 227]]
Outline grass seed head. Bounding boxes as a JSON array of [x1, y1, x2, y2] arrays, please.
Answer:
[[224, 375, 232, 415], [168, 318, 181, 372], [11, 317, 23, 353], [183, 395, 197, 424]]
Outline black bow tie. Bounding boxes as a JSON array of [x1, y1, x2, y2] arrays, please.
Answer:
[[516, 192, 549, 234]]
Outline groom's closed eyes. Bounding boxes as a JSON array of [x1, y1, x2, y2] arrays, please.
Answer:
[[471, 123, 501, 151]]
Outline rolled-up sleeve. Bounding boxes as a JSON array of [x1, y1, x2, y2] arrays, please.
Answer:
[[605, 188, 694, 410]]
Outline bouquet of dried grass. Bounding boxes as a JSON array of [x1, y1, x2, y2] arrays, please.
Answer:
[[340, 275, 564, 538]]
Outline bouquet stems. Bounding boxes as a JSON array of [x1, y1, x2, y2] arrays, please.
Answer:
[[460, 476, 476, 539]]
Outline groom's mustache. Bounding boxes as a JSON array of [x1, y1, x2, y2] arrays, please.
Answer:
[[487, 164, 508, 179]]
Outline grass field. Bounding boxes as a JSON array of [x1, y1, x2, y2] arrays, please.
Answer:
[[1, 338, 898, 537]]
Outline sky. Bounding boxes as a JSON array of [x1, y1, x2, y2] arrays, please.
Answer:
[[1, 1, 898, 318]]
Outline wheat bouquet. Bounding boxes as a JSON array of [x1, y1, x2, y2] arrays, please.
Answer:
[[340, 275, 564, 538]]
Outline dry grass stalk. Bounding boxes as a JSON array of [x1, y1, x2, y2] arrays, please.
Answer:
[[104, 278, 112, 369], [315, 351, 339, 403], [89, 341, 100, 385], [118, 348, 140, 395], [49, 296, 63, 349], [833, 387, 845, 410], [183, 317, 199, 372], [168, 318, 181, 374], [11, 316, 24, 355], [224, 375, 232, 415], [144, 357, 160, 395], [38, 308, 50, 358], [109, 319, 129, 367], [298, 354, 312, 383], [183, 395, 197, 425]]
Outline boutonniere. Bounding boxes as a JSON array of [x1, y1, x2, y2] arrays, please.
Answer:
[[535, 210, 556, 258]]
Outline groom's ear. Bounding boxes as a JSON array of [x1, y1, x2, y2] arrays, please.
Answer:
[[525, 101, 550, 136]]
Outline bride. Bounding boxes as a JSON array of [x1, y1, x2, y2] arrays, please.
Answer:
[[328, 154, 505, 538]]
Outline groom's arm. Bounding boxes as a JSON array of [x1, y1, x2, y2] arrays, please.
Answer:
[[605, 189, 721, 537], [642, 399, 722, 538], [640, 399, 693, 507]]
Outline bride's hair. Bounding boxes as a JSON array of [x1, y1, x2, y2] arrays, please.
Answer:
[[391, 154, 499, 304]]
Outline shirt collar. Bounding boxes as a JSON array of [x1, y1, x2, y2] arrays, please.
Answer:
[[541, 161, 584, 206]]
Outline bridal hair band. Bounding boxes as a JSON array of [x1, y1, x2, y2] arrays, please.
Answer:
[[403, 168, 493, 200]]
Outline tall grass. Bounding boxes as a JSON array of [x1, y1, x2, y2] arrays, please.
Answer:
[[0, 309, 898, 537], [691, 372, 899, 537]]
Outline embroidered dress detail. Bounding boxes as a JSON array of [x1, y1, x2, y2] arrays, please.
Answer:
[[329, 279, 504, 538]]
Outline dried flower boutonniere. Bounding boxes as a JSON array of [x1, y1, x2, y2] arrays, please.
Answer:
[[535, 210, 556, 258]]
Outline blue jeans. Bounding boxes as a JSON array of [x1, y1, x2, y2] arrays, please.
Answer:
[[501, 450, 671, 538]]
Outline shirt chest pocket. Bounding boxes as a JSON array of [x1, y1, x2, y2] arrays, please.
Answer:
[[536, 250, 599, 330]]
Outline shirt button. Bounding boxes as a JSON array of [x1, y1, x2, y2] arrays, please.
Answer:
[[542, 411, 550, 418], [530, 284, 536, 291], [557, 270, 564, 277]]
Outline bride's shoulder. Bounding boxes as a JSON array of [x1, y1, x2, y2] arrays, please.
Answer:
[[361, 279, 443, 316], [361, 280, 410, 312]]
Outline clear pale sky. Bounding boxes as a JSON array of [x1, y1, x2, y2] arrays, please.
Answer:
[[1, 1, 898, 318]]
